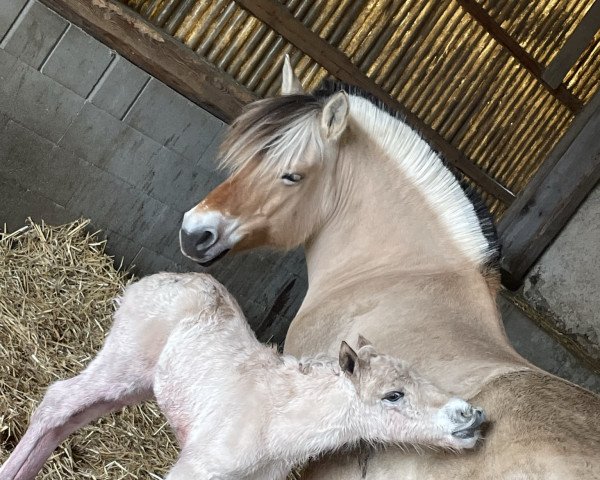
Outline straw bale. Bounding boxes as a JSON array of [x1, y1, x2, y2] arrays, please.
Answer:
[[0, 218, 178, 478], [0, 218, 302, 479]]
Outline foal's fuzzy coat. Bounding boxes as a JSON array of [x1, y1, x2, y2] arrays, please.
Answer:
[[1, 273, 483, 480]]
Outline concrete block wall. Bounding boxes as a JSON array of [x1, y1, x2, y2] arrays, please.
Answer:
[[0, 0, 307, 342]]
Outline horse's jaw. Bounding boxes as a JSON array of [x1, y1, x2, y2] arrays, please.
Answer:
[[194, 248, 231, 267]]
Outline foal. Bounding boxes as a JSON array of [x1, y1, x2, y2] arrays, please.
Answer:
[[1, 273, 484, 480]]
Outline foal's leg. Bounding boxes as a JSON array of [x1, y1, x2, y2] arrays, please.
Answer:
[[164, 457, 215, 480], [0, 330, 155, 480]]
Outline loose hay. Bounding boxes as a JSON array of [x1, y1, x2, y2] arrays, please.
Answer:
[[0, 218, 303, 479], [0, 218, 178, 478]]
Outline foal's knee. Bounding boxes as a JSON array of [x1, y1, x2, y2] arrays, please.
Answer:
[[30, 378, 76, 426], [165, 459, 206, 480]]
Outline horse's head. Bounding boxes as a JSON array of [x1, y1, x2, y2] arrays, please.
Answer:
[[181, 57, 350, 265], [340, 336, 486, 450]]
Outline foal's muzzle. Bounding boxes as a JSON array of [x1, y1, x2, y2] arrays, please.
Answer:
[[451, 406, 486, 439]]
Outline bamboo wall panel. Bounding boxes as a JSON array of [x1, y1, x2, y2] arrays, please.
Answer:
[[478, 0, 596, 66], [564, 31, 600, 103], [119, 0, 599, 218]]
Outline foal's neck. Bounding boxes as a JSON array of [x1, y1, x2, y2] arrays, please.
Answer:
[[271, 358, 364, 463]]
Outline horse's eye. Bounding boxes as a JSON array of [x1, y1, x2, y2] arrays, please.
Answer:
[[281, 173, 303, 185], [382, 391, 405, 403]]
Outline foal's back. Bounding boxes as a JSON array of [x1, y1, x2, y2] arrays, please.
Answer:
[[153, 281, 276, 447], [115, 272, 255, 358]]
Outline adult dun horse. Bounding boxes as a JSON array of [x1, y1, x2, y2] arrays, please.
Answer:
[[180, 59, 600, 479]]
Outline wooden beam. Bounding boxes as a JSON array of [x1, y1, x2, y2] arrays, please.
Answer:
[[498, 90, 600, 288], [455, 0, 584, 114], [39, 0, 257, 123], [233, 0, 515, 205], [542, 0, 600, 89]]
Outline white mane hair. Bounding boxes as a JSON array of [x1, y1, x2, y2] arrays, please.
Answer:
[[218, 85, 497, 266], [345, 93, 496, 266]]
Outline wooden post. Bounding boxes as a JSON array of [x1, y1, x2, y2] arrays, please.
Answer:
[[498, 90, 600, 288], [39, 0, 257, 123], [542, 1, 600, 89], [455, 0, 584, 114]]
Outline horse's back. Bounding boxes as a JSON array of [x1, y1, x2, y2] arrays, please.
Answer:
[[301, 370, 600, 479]]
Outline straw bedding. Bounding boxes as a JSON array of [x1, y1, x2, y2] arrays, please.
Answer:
[[0, 218, 178, 478], [0, 218, 302, 479]]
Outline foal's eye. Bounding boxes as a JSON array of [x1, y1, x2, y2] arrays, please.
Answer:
[[281, 173, 303, 185], [382, 391, 405, 403]]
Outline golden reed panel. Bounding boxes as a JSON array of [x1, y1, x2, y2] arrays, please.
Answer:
[[121, 0, 598, 217]]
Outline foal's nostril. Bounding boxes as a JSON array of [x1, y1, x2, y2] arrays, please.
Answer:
[[461, 407, 485, 428], [460, 407, 475, 420]]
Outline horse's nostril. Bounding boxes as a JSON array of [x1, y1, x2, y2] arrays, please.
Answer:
[[180, 228, 218, 258], [197, 231, 213, 246], [195, 230, 217, 250]]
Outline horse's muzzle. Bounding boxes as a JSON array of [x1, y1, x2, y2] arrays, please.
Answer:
[[179, 227, 230, 266]]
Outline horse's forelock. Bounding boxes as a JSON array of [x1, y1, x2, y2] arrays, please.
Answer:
[[219, 95, 323, 176]]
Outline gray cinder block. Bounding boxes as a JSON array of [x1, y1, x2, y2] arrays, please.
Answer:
[[0, 111, 10, 130], [59, 102, 161, 185], [143, 204, 184, 263], [64, 162, 170, 247], [90, 55, 150, 119], [145, 146, 218, 210], [98, 228, 144, 272], [0, 49, 84, 142], [124, 78, 223, 162], [0, 44, 18, 81], [1, 1, 68, 69], [0, 121, 98, 205], [0, 0, 28, 41], [0, 173, 68, 230], [41, 24, 114, 97], [128, 247, 194, 276], [0, 120, 103, 206]]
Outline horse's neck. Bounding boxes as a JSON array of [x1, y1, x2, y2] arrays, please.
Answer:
[[305, 128, 480, 290], [269, 364, 361, 462]]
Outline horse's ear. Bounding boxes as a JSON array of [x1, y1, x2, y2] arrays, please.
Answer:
[[339, 341, 358, 376], [321, 91, 349, 140], [281, 54, 304, 95], [357, 334, 373, 349]]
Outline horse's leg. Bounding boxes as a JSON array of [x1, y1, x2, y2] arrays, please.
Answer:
[[0, 330, 155, 480]]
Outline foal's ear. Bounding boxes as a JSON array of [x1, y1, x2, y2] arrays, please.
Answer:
[[339, 341, 358, 376], [281, 54, 304, 95], [357, 334, 373, 349], [321, 91, 349, 140]]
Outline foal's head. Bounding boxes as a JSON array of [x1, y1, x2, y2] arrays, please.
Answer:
[[340, 337, 485, 450], [181, 58, 349, 265]]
